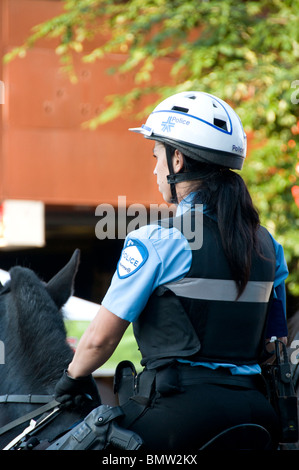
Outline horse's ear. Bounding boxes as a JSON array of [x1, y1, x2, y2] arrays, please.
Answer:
[[46, 249, 81, 309]]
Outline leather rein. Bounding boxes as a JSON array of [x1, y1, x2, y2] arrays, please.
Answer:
[[0, 394, 60, 437]]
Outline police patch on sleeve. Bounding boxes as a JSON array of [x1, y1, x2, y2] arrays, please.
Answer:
[[117, 238, 149, 279]]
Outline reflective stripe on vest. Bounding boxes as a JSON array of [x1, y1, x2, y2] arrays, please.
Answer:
[[164, 278, 273, 303], [134, 214, 277, 368]]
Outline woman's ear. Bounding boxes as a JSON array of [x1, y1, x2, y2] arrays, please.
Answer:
[[172, 149, 184, 174]]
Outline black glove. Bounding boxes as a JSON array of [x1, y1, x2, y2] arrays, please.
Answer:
[[54, 370, 101, 409]]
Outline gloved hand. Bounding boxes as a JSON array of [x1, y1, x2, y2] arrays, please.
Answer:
[[54, 370, 101, 409]]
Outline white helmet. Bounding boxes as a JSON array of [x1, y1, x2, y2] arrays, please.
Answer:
[[129, 91, 247, 170]]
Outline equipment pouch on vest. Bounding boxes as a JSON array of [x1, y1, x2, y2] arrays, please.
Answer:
[[262, 339, 298, 443], [114, 360, 137, 405], [155, 362, 183, 396]]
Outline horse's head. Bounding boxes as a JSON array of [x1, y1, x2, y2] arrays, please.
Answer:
[[0, 249, 81, 393], [0, 250, 100, 449]]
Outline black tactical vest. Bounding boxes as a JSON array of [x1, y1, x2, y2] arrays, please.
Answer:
[[133, 212, 276, 369]]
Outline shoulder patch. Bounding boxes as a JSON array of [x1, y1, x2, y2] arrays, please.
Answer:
[[117, 238, 149, 279]]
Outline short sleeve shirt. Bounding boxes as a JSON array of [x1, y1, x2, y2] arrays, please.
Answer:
[[102, 201, 288, 323]]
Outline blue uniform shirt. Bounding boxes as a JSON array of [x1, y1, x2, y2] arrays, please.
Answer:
[[102, 196, 289, 375]]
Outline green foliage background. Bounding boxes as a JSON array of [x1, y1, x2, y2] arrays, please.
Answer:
[[5, 0, 299, 297], [65, 320, 142, 371]]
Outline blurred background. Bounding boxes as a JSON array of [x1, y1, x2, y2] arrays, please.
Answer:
[[0, 1, 299, 395], [0, 0, 165, 304]]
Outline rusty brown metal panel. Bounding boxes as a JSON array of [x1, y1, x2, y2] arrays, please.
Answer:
[[1, 0, 170, 207], [4, 127, 157, 205], [6, 0, 64, 47], [6, 48, 139, 130], [0, 0, 7, 200]]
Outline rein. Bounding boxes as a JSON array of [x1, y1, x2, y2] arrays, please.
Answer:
[[0, 395, 60, 437], [0, 394, 55, 404]]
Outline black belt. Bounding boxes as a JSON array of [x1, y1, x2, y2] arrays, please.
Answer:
[[175, 364, 263, 389], [118, 365, 264, 429]]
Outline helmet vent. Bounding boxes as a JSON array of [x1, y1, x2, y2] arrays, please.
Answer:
[[172, 106, 189, 113], [214, 118, 228, 131]]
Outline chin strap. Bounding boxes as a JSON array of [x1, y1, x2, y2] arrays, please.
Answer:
[[167, 165, 226, 185], [165, 145, 178, 204], [167, 172, 204, 184], [165, 144, 225, 203]]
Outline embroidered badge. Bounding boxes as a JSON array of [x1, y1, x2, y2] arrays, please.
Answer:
[[117, 238, 148, 279]]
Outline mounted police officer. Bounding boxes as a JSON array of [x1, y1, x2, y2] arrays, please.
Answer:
[[54, 91, 288, 450]]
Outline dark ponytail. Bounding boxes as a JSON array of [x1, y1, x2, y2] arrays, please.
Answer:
[[199, 168, 260, 298], [170, 147, 261, 298]]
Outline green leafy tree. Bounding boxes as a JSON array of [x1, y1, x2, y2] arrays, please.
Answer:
[[4, 0, 299, 297]]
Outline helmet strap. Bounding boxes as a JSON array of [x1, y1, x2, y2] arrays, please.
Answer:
[[165, 144, 225, 203], [165, 145, 178, 204], [167, 166, 225, 185], [167, 172, 204, 184]]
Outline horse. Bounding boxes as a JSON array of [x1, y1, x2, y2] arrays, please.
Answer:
[[0, 249, 95, 449]]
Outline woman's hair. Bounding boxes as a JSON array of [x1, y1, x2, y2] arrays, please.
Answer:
[[165, 144, 261, 298]]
